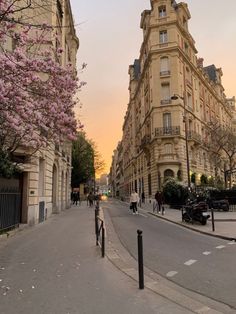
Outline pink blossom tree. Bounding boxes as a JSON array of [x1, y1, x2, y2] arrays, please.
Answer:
[[0, 0, 84, 176]]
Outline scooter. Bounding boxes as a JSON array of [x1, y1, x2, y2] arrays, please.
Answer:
[[182, 199, 210, 225]]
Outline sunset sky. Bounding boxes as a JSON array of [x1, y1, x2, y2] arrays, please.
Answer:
[[70, 0, 236, 174]]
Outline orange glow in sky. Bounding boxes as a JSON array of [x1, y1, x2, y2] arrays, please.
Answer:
[[71, 0, 236, 173]]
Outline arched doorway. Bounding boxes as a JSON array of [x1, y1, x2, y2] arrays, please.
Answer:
[[164, 169, 174, 180]]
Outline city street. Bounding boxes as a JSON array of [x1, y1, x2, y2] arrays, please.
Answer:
[[103, 200, 236, 310], [0, 204, 194, 314]]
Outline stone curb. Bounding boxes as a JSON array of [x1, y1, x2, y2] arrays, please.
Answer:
[[119, 200, 236, 241], [148, 212, 236, 242]]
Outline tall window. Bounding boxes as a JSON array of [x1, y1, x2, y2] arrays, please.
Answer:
[[159, 30, 168, 44], [148, 173, 152, 196], [164, 143, 173, 154], [161, 83, 170, 103], [186, 67, 191, 82], [163, 113, 172, 134], [187, 92, 193, 109], [160, 57, 170, 75], [159, 6, 166, 17], [38, 159, 45, 197]]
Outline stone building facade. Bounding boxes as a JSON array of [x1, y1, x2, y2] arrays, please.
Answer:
[[10, 0, 79, 225], [111, 0, 235, 200]]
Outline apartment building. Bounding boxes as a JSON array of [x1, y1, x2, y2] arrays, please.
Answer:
[[112, 0, 235, 200], [2, 0, 79, 226]]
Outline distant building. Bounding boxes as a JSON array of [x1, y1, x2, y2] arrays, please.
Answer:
[[96, 173, 109, 195]]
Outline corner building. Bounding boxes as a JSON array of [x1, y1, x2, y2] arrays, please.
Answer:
[[121, 0, 234, 200]]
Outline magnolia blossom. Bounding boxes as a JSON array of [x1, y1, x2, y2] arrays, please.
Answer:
[[0, 1, 83, 155]]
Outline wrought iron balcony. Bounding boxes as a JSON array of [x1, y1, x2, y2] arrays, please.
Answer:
[[160, 98, 172, 105], [160, 70, 171, 76], [187, 130, 202, 143], [155, 126, 180, 137]]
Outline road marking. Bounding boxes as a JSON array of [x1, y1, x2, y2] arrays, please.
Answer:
[[216, 245, 225, 249], [166, 271, 178, 278], [202, 251, 211, 256], [196, 306, 211, 313], [228, 241, 236, 245], [184, 259, 197, 266]]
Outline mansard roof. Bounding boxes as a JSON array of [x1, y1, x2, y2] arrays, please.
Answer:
[[203, 64, 217, 83]]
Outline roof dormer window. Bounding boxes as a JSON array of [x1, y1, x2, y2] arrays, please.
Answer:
[[159, 6, 166, 18]]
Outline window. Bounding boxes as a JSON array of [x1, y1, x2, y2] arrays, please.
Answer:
[[186, 67, 192, 84], [38, 159, 45, 197], [160, 57, 170, 75], [159, 30, 168, 44], [164, 143, 173, 154], [161, 83, 170, 104], [184, 42, 190, 57], [163, 113, 172, 133], [148, 173, 152, 196], [187, 92, 193, 109], [159, 6, 166, 18]]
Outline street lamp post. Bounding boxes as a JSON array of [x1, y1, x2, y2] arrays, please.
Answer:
[[171, 93, 191, 190]]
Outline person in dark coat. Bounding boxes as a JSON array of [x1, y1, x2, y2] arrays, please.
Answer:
[[141, 191, 145, 203], [72, 191, 79, 205], [155, 191, 165, 214], [87, 192, 94, 207]]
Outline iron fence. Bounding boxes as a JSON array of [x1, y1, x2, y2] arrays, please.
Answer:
[[0, 188, 21, 232], [95, 209, 105, 257]]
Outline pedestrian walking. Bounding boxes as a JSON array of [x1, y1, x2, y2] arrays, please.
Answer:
[[130, 190, 139, 214], [72, 191, 79, 205], [154, 190, 165, 215], [141, 191, 145, 203], [87, 192, 94, 207], [77, 191, 81, 205]]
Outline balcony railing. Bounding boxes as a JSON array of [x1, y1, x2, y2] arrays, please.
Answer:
[[160, 98, 172, 105], [155, 126, 180, 137], [187, 130, 201, 143], [160, 70, 170, 76]]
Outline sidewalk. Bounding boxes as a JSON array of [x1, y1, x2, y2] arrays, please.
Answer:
[[138, 201, 236, 241]]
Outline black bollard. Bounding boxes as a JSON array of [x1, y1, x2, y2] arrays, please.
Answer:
[[95, 209, 99, 244], [211, 207, 215, 232], [102, 224, 105, 258], [137, 229, 144, 289]]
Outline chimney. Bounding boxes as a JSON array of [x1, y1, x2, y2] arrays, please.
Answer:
[[197, 58, 204, 68]]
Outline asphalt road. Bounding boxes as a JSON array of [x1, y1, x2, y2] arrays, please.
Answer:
[[104, 200, 236, 310]]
